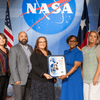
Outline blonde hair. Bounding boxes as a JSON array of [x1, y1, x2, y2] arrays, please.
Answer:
[[87, 30, 99, 47]]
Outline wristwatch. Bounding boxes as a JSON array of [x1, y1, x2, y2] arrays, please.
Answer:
[[66, 75, 69, 78]]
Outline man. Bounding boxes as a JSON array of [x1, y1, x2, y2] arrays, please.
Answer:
[[9, 31, 33, 100]]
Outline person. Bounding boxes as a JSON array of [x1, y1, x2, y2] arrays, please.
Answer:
[[9, 31, 33, 100], [29, 36, 57, 100], [58, 35, 83, 100], [0, 33, 10, 100], [82, 30, 100, 100]]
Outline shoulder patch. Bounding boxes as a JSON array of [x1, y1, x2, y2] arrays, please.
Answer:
[[77, 46, 81, 51]]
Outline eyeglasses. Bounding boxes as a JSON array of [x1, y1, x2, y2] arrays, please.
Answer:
[[69, 41, 77, 43], [39, 41, 46, 43]]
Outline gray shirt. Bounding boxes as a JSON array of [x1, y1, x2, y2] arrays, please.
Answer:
[[82, 45, 100, 83], [20, 43, 32, 72]]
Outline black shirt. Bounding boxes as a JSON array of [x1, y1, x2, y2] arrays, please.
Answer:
[[29, 50, 52, 82]]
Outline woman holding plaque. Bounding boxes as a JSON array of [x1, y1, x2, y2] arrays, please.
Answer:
[[59, 35, 83, 100], [82, 30, 100, 100], [29, 36, 56, 100], [0, 33, 10, 100]]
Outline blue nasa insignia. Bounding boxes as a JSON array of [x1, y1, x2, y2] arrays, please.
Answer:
[[22, 0, 76, 34]]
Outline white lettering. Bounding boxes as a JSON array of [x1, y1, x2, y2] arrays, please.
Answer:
[[26, 3, 73, 14], [27, 3, 36, 14], [62, 3, 73, 14], [52, 3, 61, 14], [39, 3, 50, 14]]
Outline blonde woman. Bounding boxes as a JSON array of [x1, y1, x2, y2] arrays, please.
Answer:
[[82, 30, 100, 100]]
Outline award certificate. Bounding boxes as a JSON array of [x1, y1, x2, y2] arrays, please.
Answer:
[[47, 55, 67, 77]]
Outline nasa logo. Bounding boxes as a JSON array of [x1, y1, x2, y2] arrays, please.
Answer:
[[22, 0, 76, 34]]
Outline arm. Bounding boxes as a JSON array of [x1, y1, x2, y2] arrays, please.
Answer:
[[9, 47, 21, 84], [58, 61, 81, 80], [93, 47, 100, 86], [66, 61, 81, 76], [81, 63, 83, 78], [30, 53, 51, 78], [30, 53, 44, 77], [93, 56, 100, 86], [31, 53, 52, 79], [59, 51, 83, 80]]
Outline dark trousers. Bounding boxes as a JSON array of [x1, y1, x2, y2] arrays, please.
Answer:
[[0, 75, 9, 100], [13, 78, 31, 100]]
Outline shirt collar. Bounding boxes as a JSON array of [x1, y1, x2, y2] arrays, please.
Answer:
[[68, 46, 78, 52], [19, 43, 28, 50], [87, 45, 96, 49]]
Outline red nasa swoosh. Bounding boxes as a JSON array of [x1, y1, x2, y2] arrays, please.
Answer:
[[20, 0, 71, 32], [19, 0, 70, 17]]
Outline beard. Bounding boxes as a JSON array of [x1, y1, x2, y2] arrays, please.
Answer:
[[19, 39, 28, 45]]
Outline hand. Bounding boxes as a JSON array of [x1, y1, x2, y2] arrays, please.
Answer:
[[58, 75, 68, 80], [43, 73, 52, 79], [93, 76, 98, 86], [54, 79, 57, 84], [15, 81, 21, 85], [7, 70, 11, 76], [9, 82, 12, 85]]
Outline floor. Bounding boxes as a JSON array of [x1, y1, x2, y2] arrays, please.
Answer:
[[6, 87, 61, 100]]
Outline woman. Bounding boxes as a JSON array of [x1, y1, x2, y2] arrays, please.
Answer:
[[0, 33, 9, 100], [98, 35, 100, 48], [59, 35, 83, 100], [82, 30, 100, 100], [29, 36, 56, 100]]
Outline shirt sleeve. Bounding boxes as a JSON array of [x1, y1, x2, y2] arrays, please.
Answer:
[[9, 47, 20, 82], [30, 52, 44, 77], [96, 46, 100, 58], [64, 50, 68, 55], [48, 50, 52, 55], [75, 51, 83, 62]]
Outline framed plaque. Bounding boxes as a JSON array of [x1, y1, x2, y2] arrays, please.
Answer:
[[47, 55, 67, 77]]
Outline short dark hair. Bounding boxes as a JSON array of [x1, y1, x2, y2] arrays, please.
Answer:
[[0, 33, 8, 47], [66, 35, 79, 45]]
